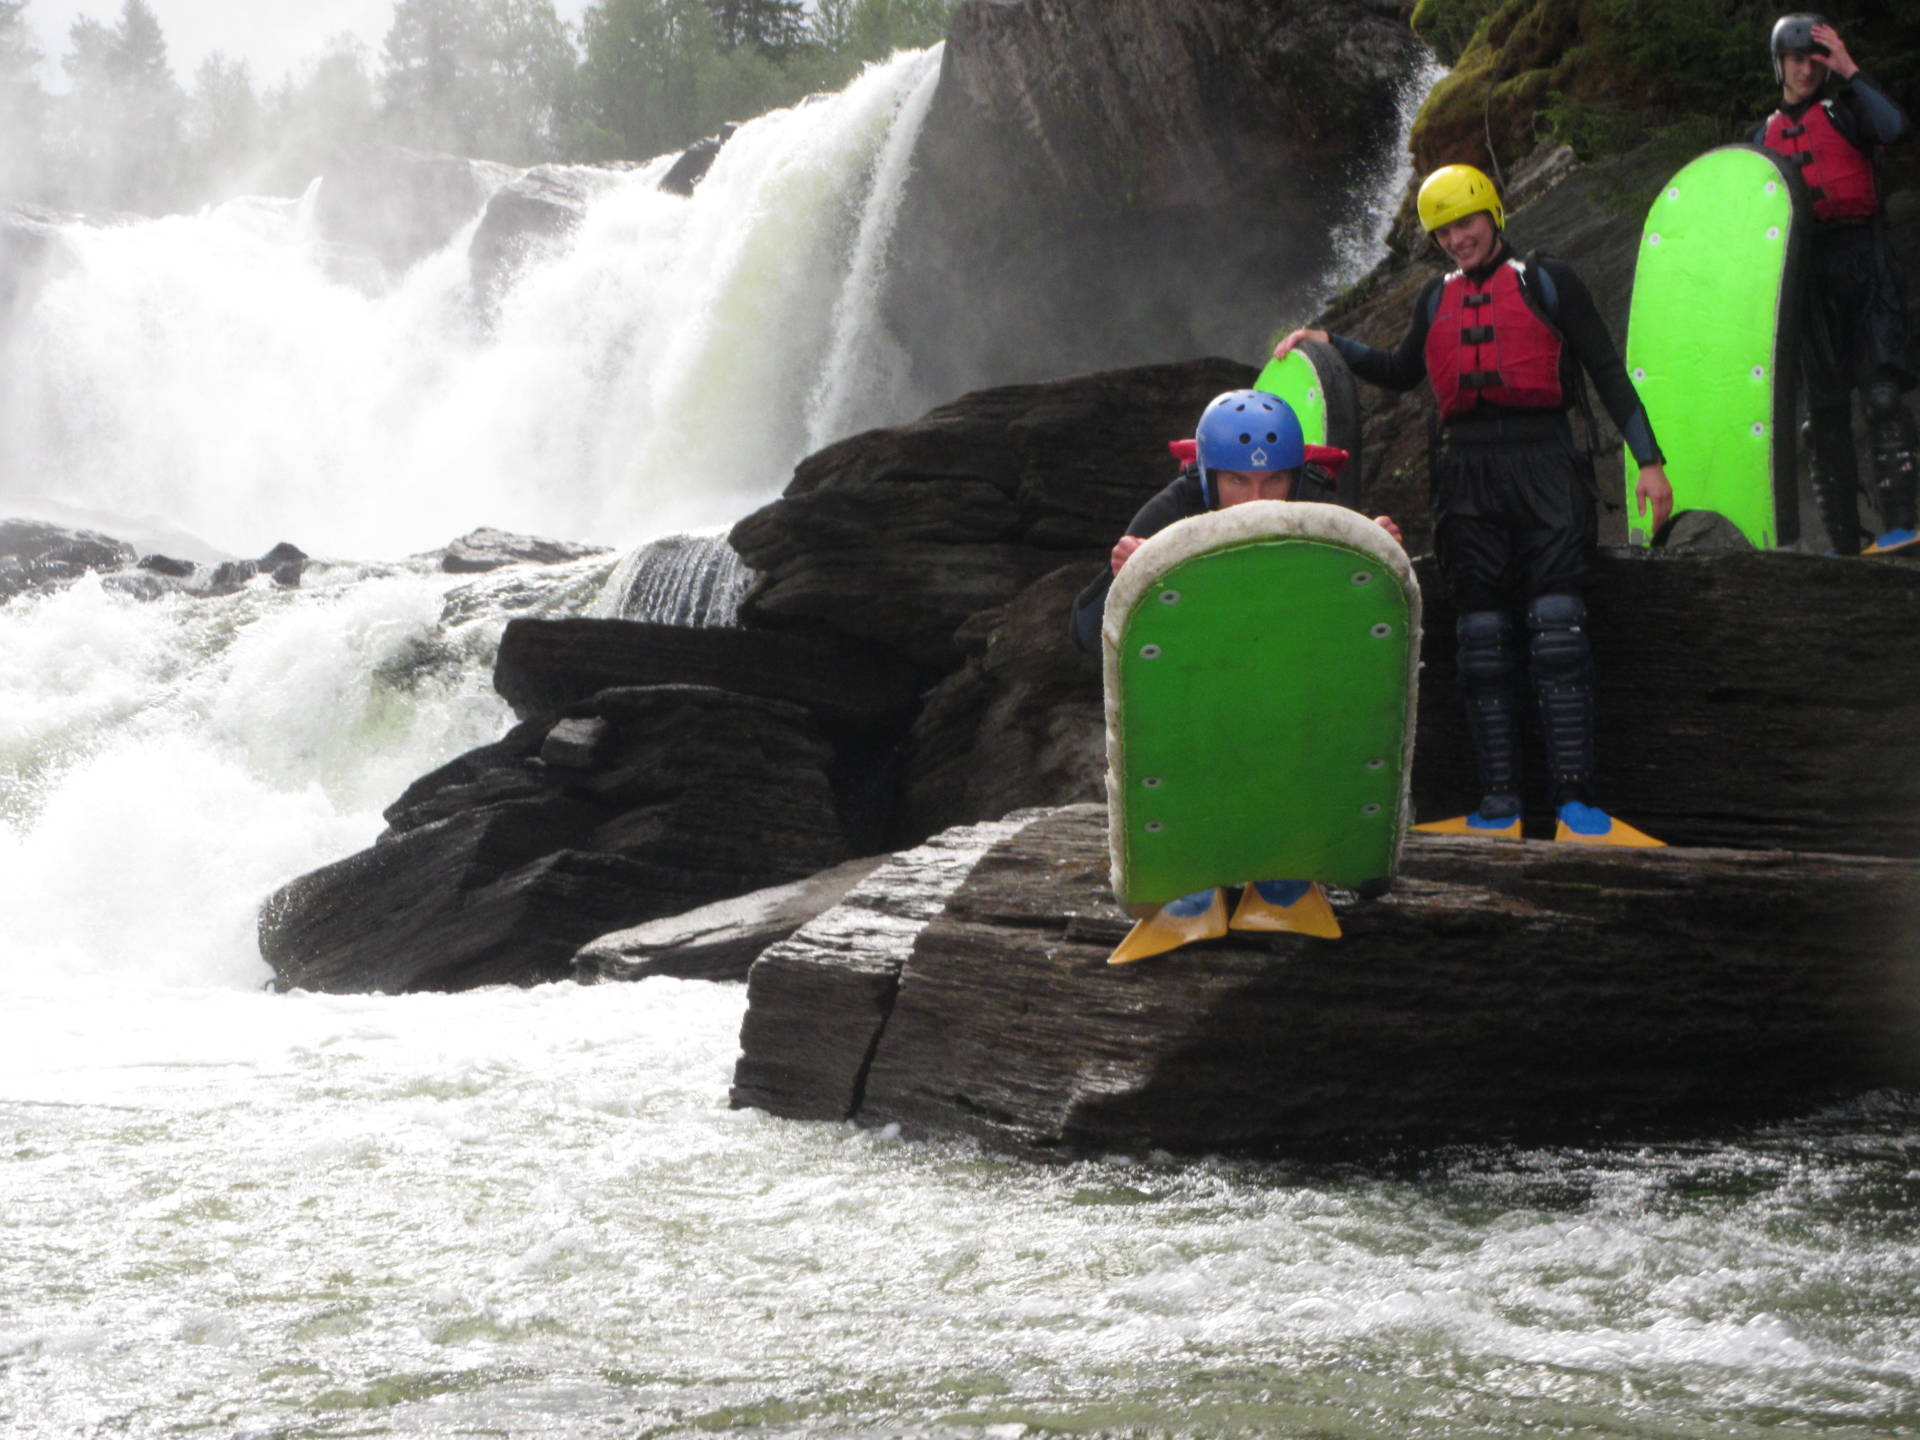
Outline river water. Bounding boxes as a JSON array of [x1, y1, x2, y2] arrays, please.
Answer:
[[2, 39, 1917, 1440]]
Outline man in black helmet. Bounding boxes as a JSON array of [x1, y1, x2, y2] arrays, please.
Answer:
[[1757, 14, 1917, 554]]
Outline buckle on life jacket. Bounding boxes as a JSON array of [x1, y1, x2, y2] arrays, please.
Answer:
[[1462, 292, 1493, 308], [1781, 123, 1807, 138], [1461, 325, 1495, 345], [1463, 369, 1504, 390]]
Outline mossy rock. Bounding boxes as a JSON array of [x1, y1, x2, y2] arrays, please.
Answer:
[[1409, 0, 1505, 67]]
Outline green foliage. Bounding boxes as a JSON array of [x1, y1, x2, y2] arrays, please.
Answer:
[[0, 0, 43, 200], [1409, 0, 1505, 67], [382, 0, 577, 162], [1584, 0, 1772, 121], [1541, 92, 1645, 160], [52, 0, 185, 210], [706, 0, 807, 55]]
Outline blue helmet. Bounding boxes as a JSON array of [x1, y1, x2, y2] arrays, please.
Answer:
[[1194, 390, 1305, 507]]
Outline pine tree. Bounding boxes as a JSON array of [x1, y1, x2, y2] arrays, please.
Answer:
[[705, 0, 806, 56], [382, 0, 577, 162], [579, 0, 715, 159], [0, 0, 44, 200], [56, 0, 184, 211]]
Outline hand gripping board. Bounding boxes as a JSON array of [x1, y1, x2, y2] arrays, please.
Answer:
[[1103, 501, 1421, 916], [1622, 144, 1807, 548], [1254, 339, 1363, 507]]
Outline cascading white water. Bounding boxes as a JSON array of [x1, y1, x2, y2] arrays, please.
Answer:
[[0, 47, 946, 562], [2, 37, 1916, 1440]]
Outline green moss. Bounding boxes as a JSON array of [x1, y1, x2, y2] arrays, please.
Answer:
[[1410, 0, 1505, 66]]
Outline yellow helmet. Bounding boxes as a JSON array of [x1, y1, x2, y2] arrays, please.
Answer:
[[1417, 164, 1505, 233]]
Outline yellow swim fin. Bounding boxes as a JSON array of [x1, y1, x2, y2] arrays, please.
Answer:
[[1228, 880, 1342, 940], [1108, 888, 1229, 965], [1553, 802, 1666, 848], [1411, 811, 1523, 840]]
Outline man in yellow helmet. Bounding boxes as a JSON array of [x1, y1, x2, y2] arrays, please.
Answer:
[[1275, 163, 1673, 846]]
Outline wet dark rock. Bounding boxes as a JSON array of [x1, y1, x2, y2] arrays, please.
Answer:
[[437, 526, 612, 574], [469, 164, 631, 304], [896, 563, 1105, 840], [261, 685, 854, 994], [575, 853, 891, 984], [310, 145, 511, 277], [1, 204, 62, 329], [138, 554, 197, 578], [730, 358, 1253, 667], [733, 805, 1920, 1155], [0, 520, 136, 603], [658, 127, 736, 197], [206, 542, 309, 595], [494, 617, 922, 742], [884, 0, 1425, 406], [731, 816, 1043, 1120]]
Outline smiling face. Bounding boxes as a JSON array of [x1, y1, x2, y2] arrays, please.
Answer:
[[1432, 211, 1500, 271], [1212, 469, 1298, 507], [1781, 49, 1827, 104]]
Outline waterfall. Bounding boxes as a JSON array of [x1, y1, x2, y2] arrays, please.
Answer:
[[594, 530, 754, 626], [0, 47, 946, 564]]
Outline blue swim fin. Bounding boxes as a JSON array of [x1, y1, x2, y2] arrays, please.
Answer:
[[1553, 801, 1665, 848], [1863, 527, 1920, 556]]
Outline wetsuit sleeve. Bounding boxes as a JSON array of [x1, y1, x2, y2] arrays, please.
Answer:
[[1539, 258, 1666, 467], [1328, 277, 1441, 393], [1069, 474, 1205, 653], [1841, 76, 1909, 147]]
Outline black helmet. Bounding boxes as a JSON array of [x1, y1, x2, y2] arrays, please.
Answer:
[[1770, 13, 1829, 84]]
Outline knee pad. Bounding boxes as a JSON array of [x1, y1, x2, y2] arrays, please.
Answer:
[[1864, 377, 1908, 428], [1455, 610, 1521, 807], [1456, 610, 1517, 690], [1525, 594, 1591, 681], [1526, 593, 1595, 795]]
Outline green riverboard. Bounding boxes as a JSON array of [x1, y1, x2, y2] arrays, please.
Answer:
[[1622, 144, 1807, 548], [1103, 501, 1420, 914], [1255, 339, 1363, 508]]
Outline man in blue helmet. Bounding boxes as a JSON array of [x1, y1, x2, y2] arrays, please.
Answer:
[[1275, 163, 1671, 848], [1070, 389, 1400, 653], [1072, 390, 1403, 956], [1758, 14, 1917, 555]]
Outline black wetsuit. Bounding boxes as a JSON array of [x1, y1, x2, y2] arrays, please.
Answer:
[[1069, 462, 1345, 654], [1755, 74, 1915, 548], [1328, 243, 1662, 815], [1327, 244, 1663, 612]]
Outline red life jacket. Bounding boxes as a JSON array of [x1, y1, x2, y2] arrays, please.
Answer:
[[1763, 101, 1877, 221], [1424, 260, 1564, 420]]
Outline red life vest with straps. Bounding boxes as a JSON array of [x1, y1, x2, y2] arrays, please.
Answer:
[[1424, 259, 1564, 420], [1763, 101, 1877, 221]]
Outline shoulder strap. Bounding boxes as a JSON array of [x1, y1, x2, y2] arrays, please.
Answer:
[[1515, 251, 1559, 320]]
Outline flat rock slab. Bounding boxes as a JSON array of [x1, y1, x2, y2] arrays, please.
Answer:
[[575, 854, 891, 983], [733, 805, 1920, 1156]]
